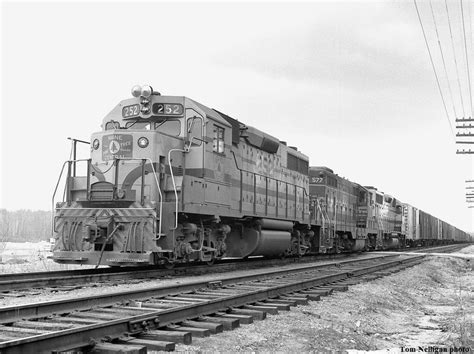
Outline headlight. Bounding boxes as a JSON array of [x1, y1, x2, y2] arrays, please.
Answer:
[[138, 137, 149, 148], [92, 139, 100, 150], [131, 85, 142, 97], [141, 85, 153, 98]]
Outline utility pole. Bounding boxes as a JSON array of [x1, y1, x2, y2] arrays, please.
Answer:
[[456, 118, 474, 154], [466, 180, 474, 208], [456, 121, 474, 211]]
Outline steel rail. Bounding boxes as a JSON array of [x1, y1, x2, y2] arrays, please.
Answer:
[[401, 243, 468, 253], [0, 254, 425, 353], [0, 252, 357, 282], [0, 254, 399, 324], [0, 252, 362, 293], [1, 244, 468, 294]]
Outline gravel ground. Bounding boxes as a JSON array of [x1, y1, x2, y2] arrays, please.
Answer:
[[0, 242, 93, 273], [1, 244, 472, 352], [172, 245, 474, 352]]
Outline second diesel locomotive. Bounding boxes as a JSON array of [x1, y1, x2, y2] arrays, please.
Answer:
[[51, 86, 470, 267]]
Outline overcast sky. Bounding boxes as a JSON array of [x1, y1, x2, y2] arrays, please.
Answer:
[[1, 0, 473, 232]]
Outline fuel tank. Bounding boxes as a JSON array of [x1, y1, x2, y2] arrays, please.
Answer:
[[384, 237, 400, 249], [258, 219, 293, 231], [226, 228, 291, 257], [352, 239, 366, 251]]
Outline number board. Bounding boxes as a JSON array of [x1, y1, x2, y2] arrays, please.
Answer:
[[152, 103, 184, 116], [310, 177, 324, 184], [122, 104, 140, 118]]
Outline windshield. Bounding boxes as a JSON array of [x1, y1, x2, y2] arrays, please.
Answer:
[[125, 121, 151, 130], [155, 120, 181, 136], [105, 120, 121, 130]]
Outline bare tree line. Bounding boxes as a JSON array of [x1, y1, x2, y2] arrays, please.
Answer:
[[0, 209, 51, 243]]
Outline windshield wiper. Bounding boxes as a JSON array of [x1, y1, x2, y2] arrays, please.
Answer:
[[155, 121, 167, 129], [124, 119, 140, 129]]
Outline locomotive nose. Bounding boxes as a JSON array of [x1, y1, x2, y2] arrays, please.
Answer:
[[91, 131, 162, 163], [87, 130, 167, 208]]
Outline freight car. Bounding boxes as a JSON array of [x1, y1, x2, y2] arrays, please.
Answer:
[[51, 86, 470, 266], [402, 204, 418, 247], [401, 206, 471, 247]]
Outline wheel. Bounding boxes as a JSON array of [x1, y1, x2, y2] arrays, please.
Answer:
[[206, 258, 215, 266]]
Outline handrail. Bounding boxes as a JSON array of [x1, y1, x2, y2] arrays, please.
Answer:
[[51, 158, 164, 239], [51, 161, 68, 237], [316, 198, 334, 244], [168, 145, 190, 231], [167, 134, 205, 232], [126, 158, 164, 238], [315, 198, 327, 228]]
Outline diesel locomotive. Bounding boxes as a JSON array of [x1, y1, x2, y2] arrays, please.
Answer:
[[51, 86, 471, 267]]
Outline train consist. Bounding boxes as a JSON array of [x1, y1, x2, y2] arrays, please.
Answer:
[[309, 167, 470, 251], [51, 86, 471, 266]]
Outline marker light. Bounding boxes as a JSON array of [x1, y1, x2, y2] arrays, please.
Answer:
[[131, 85, 142, 98], [138, 137, 149, 148], [92, 139, 100, 150], [141, 85, 153, 98]]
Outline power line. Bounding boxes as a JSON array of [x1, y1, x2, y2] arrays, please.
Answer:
[[445, 0, 466, 117], [469, 1, 474, 196], [414, 0, 455, 138], [468, 0, 473, 84], [460, 0, 474, 117], [430, 0, 458, 119], [468, 0, 474, 115]]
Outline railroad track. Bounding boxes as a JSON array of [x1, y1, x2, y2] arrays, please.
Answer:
[[0, 254, 425, 353], [401, 243, 468, 254], [0, 253, 355, 295], [0, 243, 467, 296]]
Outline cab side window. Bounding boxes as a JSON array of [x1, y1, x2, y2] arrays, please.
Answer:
[[213, 125, 224, 153]]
